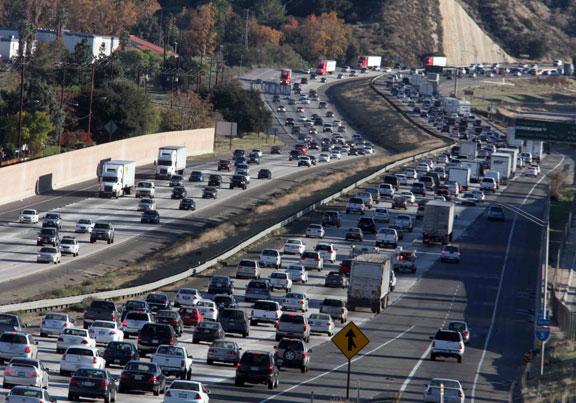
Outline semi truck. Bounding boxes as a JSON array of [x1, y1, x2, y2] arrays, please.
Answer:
[[422, 200, 455, 245], [357, 56, 381, 69], [280, 69, 292, 85], [347, 253, 392, 314], [99, 160, 136, 198], [459, 160, 482, 182], [155, 146, 187, 179], [316, 60, 336, 75], [459, 141, 477, 160], [490, 152, 513, 184], [448, 167, 471, 190], [498, 147, 519, 176]]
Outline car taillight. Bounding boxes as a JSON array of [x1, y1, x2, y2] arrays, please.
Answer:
[[64, 322, 69, 328], [195, 394, 203, 400], [4, 369, 15, 375], [316, 257, 320, 262], [432, 341, 436, 348], [149, 375, 157, 382], [112, 312, 116, 320], [463, 330, 469, 336], [122, 320, 127, 328], [169, 337, 175, 344], [109, 330, 116, 335], [165, 391, 172, 397], [24, 346, 31, 354], [121, 373, 130, 380], [92, 356, 98, 364], [459, 342, 463, 350], [230, 351, 237, 355], [302, 352, 308, 359], [236, 362, 241, 367], [81, 339, 89, 344], [70, 378, 78, 385], [100, 379, 109, 387], [28, 370, 38, 377], [267, 365, 274, 372], [304, 324, 308, 331], [58, 337, 64, 342]]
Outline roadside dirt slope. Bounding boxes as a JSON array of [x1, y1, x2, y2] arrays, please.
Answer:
[[439, 0, 515, 65]]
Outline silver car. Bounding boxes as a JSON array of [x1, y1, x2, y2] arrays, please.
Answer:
[[36, 247, 61, 264], [138, 198, 156, 212], [3, 358, 49, 389], [207, 339, 241, 365], [122, 311, 152, 338], [40, 312, 73, 337], [75, 218, 95, 233], [282, 292, 309, 312], [6, 386, 56, 403], [308, 313, 335, 336], [0, 332, 38, 363]]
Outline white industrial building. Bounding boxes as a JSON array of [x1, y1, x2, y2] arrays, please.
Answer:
[[0, 28, 120, 61]]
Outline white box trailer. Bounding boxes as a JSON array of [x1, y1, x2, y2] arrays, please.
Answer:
[[449, 167, 471, 190], [156, 146, 187, 179], [459, 141, 477, 160], [422, 200, 455, 245], [498, 147, 519, 176], [484, 170, 501, 187], [490, 152, 512, 184], [506, 127, 523, 148], [525, 140, 544, 162], [357, 56, 381, 69], [347, 253, 392, 313], [99, 160, 136, 198], [459, 160, 482, 182]]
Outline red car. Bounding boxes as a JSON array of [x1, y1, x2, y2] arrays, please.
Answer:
[[391, 196, 407, 210], [339, 259, 352, 276], [218, 160, 232, 171], [295, 144, 308, 155], [179, 307, 204, 327]]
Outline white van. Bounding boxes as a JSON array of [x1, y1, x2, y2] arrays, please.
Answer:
[[236, 259, 261, 279]]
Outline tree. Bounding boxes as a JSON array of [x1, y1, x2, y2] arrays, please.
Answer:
[[249, 19, 283, 47], [62, 0, 138, 35], [159, 91, 212, 131], [254, 0, 287, 28], [0, 111, 53, 156], [291, 12, 350, 61], [179, 3, 218, 57]]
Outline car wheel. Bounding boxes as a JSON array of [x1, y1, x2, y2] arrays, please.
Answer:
[[235, 378, 244, 387], [268, 379, 275, 389], [458, 356, 462, 363], [207, 359, 213, 365], [104, 394, 111, 403], [40, 332, 47, 338], [68, 393, 77, 401], [430, 353, 436, 361], [153, 388, 160, 396]]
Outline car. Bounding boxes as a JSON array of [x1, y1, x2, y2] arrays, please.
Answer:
[[141, 210, 161, 224], [283, 239, 306, 256], [298, 156, 313, 167], [137, 323, 177, 358], [392, 196, 408, 209], [375, 228, 398, 248], [305, 224, 325, 238], [423, 378, 465, 403], [121, 311, 152, 338], [250, 300, 282, 326], [179, 198, 196, 211], [0, 330, 37, 361], [207, 174, 222, 187], [248, 153, 261, 164], [146, 293, 171, 311], [207, 276, 234, 295], [217, 159, 232, 171], [119, 360, 166, 396], [121, 300, 150, 319], [285, 264, 308, 283], [68, 368, 118, 402], [277, 105, 286, 112], [6, 386, 57, 403], [429, 329, 465, 363], [324, 271, 349, 288], [188, 171, 204, 182], [282, 292, 309, 312], [357, 217, 377, 235], [346, 197, 366, 215], [3, 358, 49, 390], [164, 380, 211, 403], [319, 298, 348, 323], [260, 249, 282, 268], [39, 312, 73, 337], [36, 246, 61, 264], [276, 313, 310, 342], [60, 346, 105, 376], [193, 321, 225, 344], [308, 313, 335, 336], [258, 168, 272, 179], [274, 338, 310, 373], [137, 198, 156, 211], [440, 244, 461, 263], [207, 340, 241, 366], [179, 307, 204, 327], [269, 271, 292, 292], [235, 350, 279, 389], [88, 320, 124, 344], [411, 182, 426, 196], [155, 310, 184, 336], [56, 328, 95, 354], [404, 168, 417, 179], [314, 242, 337, 263], [480, 177, 497, 193], [213, 294, 238, 310], [169, 175, 184, 187], [354, 191, 374, 209], [447, 320, 470, 344], [171, 186, 187, 199], [195, 300, 219, 321], [236, 259, 261, 279], [218, 308, 250, 337], [300, 251, 324, 271], [461, 192, 479, 206], [245, 279, 272, 302], [395, 214, 413, 232], [75, 218, 95, 233], [398, 191, 416, 204], [526, 165, 539, 176], [373, 207, 390, 223], [42, 212, 62, 229], [318, 153, 331, 163], [202, 186, 218, 199], [394, 249, 417, 273], [37, 228, 59, 246], [229, 175, 248, 190], [59, 236, 79, 256], [345, 227, 363, 242], [19, 209, 39, 224], [529, 164, 541, 175], [487, 205, 505, 221], [90, 221, 114, 244]]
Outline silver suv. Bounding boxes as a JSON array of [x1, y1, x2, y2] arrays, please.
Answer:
[[430, 329, 464, 363], [275, 313, 310, 343]]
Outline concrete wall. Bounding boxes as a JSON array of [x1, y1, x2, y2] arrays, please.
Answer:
[[0, 128, 214, 205]]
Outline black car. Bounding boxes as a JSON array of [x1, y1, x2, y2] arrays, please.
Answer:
[[68, 368, 118, 402], [188, 171, 204, 182], [288, 150, 301, 161], [169, 175, 184, 187], [104, 341, 139, 367], [324, 271, 349, 288], [179, 198, 196, 211], [171, 186, 187, 199], [218, 308, 250, 337], [357, 217, 377, 234], [208, 276, 234, 295], [235, 157, 248, 166], [271, 146, 281, 154], [274, 338, 310, 373], [233, 149, 245, 160], [42, 213, 62, 229], [248, 153, 261, 164], [208, 174, 222, 187], [202, 187, 218, 199], [230, 175, 248, 190], [235, 350, 279, 389], [119, 361, 166, 396], [137, 323, 176, 357], [154, 310, 183, 336], [258, 169, 272, 179], [193, 321, 225, 344], [344, 227, 363, 242], [145, 293, 171, 311], [213, 294, 238, 310], [321, 210, 342, 228], [37, 228, 59, 246], [141, 210, 160, 224]]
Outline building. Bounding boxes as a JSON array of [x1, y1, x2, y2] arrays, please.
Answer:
[[0, 28, 120, 61], [126, 35, 177, 58]]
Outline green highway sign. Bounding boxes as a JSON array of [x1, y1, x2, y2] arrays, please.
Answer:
[[515, 118, 576, 143]]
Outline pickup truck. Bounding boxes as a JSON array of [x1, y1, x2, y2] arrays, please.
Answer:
[[151, 344, 192, 379], [83, 300, 118, 329], [250, 300, 282, 326], [90, 222, 115, 244], [269, 272, 292, 292]]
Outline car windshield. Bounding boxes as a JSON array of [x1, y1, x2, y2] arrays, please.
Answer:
[[125, 301, 145, 310], [309, 313, 329, 321], [45, 214, 59, 219], [147, 294, 167, 302], [199, 321, 219, 330], [270, 273, 286, 279], [213, 340, 236, 349], [93, 321, 115, 329], [94, 223, 110, 229], [253, 301, 278, 310], [444, 246, 459, 253], [45, 313, 66, 321], [262, 250, 278, 257], [322, 299, 344, 307], [107, 342, 133, 352], [61, 239, 75, 245], [448, 322, 466, 332], [157, 346, 184, 356], [74, 368, 105, 378], [39, 247, 57, 253], [68, 348, 95, 356], [64, 329, 87, 336], [126, 362, 155, 372], [239, 260, 256, 267], [435, 330, 461, 341], [308, 225, 322, 230], [22, 210, 36, 215], [281, 314, 304, 323], [279, 339, 304, 351], [126, 312, 149, 321], [248, 281, 267, 289], [10, 388, 43, 397], [430, 379, 461, 389], [241, 352, 270, 366], [0, 333, 27, 343], [221, 309, 244, 319], [179, 289, 198, 295]]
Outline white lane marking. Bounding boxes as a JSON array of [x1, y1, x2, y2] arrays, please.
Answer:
[[399, 344, 432, 395], [470, 156, 565, 402], [259, 325, 415, 402]]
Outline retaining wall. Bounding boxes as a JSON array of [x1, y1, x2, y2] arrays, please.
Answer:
[[0, 128, 215, 205]]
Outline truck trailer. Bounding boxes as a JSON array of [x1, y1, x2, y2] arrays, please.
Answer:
[[448, 167, 471, 190], [156, 146, 187, 179], [498, 147, 519, 176], [280, 69, 292, 85], [316, 60, 337, 75], [99, 160, 136, 198], [459, 160, 482, 183], [422, 200, 455, 245], [459, 141, 477, 160], [490, 152, 512, 184], [357, 56, 381, 69], [347, 253, 392, 314]]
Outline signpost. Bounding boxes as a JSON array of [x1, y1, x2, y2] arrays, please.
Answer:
[[514, 118, 576, 143], [331, 322, 369, 399]]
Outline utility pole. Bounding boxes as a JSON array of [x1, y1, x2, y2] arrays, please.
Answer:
[[87, 63, 96, 137], [244, 9, 250, 50], [17, 56, 25, 160], [58, 65, 67, 153]]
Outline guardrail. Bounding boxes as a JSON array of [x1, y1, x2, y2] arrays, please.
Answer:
[[0, 77, 454, 314]]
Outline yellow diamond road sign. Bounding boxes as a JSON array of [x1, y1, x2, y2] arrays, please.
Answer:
[[331, 321, 369, 360]]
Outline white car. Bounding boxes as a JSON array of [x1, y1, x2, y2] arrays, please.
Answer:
[[398, 191, 416, 204], [40, 312, 73, 337], [75, 218, 95, 233], [282, 292, 309, 312], [269, 271, 292, 291], [283, 239, 306, 255], [122, 311, 152, 338], [470, 190, 485, 202], [308, 313, 335, 336], [299, 115, 308, 122], [36, 247, 61, 264], [373, 207, 390, 223], [3, 358, 49, 389], [330, 150, 342, 160], [404, 168, 417, 179], [19, 209, 39, 224], [300, 251, 324, 271], [259, 249, 282, 268], [196, 300, 218, 321], [314, 243, 337, 263], [526, 166, 539, 177], [59, 346, 105, 376], [56, 328, 96, 354], [164, 380, 211, 403], [285, 264, 308, 283], [395, 174, 408, 185], [305, 224, 325, 238], [424, 378, 465, 403], [318, 153, 331, 163], [6, 386, 56, 403], [529, 164, 541, 174], [378, 183, 395, 198], [251, 149, 263, 158], [174, 288, 201, 307], [88, 320, 124, 344], [59, 236, 79, 256]]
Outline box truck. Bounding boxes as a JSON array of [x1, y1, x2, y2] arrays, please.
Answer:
[[449, 167, 471, 190], [422, 200, 455, 245], [506, 127, 523, 148], [99, 160, 136, 198], [280, 69, 292, 85], [347, 253, 392, 314], [156, 146, 187, 179], [357, 56, 381, 69], [316, 60, 336, 75], [459, 141, 477, 160], [484, 170, 501, 188], [498, 147, 519, 176], [490, 152, 512, 184], [525, 140, 543, 162], [459, 160, 482, 182]]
